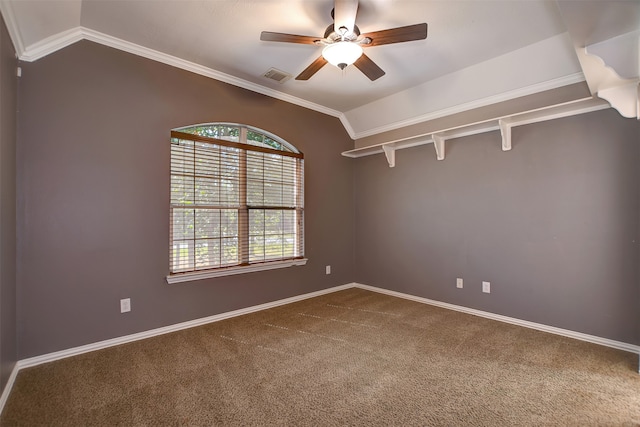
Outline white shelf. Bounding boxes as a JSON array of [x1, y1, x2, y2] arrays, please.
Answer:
[[342, 97, 611, 167]]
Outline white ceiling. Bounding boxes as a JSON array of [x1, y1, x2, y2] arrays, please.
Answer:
[[0, 0, 636, 139]]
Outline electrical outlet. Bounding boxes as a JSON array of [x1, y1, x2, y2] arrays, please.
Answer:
[[456, 278, 463, 289], [120, 298, 131, 313], [482, 281, 491, 294], [325, 265, 331, 275]]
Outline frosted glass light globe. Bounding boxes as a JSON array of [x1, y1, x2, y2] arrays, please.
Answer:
[[322, 42, 363, 70]]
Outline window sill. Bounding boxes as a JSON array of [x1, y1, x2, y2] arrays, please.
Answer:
[[166, 258, 308, 284]]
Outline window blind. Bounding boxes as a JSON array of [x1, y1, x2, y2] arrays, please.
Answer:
[[170, 128, 304, 275]]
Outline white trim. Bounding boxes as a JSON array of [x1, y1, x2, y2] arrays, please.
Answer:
[[0, 283, 356, 414], [338, 113, 357, 139], [0, 363, 19, 415], [353, 283, 640, 355], [8, 23, 587, 143], [0, 0, 24, 56], [18, 27, 83, 62], [16, 27, 345, 125], [342, 97, 610, 159], [166, 258, 308, 284], [15, 281, 640, 368], [350, 72, 587, 140], [2, 281, 637, 415], [80, 28, 342, 119], [18, 283, 353, 370]]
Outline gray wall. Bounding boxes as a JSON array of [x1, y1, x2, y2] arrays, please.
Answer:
[[13, 38, 640, 360], [17, 41, 354, 358], [0, 15, 17, 388], [354, 109, 640, 344]]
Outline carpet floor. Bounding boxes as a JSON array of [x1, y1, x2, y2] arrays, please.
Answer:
[[2, 288, 639, 426]]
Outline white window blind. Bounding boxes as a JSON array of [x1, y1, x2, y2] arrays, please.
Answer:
[[170, 125, 304, 277]]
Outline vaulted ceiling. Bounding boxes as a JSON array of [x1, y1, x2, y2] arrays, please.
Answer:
[[0, 0, 638, 141]]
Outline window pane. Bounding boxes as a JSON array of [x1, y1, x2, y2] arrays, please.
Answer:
[[265, 210, 283, 235], [283, 158, 296, 178], [247, 151, 263, 178], [247, 180, 263, 206], [264, 155, 283, 181], [195, 209, 220, 239], [171, 140, 195, 174], [247, 130, 263, 146], [249, 210, 264, 236], [283, 234, 296, 258], [195, 239, 221, 269], [195, 146, 220, 177], [264, 137, 281, 150], [220, 149, 240, 177], [221, 237, 239, 265], [171, 175, 194, 205], [216, 126, 240, 142], [172, 208, 194, 241], [220, 178, 239, 206], [264, 182, 283, 205], [195, 177, 219, 206], [265, 235, 283, 260], [282, 210, 295, 234], [249, 235, 265, 262], [171, 241, 194, 272], [181, 125, 240, 142], [221, 210, 238, 238], [282, 185, 295, 207]]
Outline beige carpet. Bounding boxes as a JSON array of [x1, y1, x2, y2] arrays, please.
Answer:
[[2, 288, 639, 426]]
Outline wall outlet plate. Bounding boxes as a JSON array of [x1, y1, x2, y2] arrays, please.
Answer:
[[482, 281, 491, 293], [120, 298, 131, 313], [456, 278, 463, 288], [325, 265, 331, 275]]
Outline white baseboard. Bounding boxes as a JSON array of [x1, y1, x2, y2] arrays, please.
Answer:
[[0, 283, 354, 415], [353, 283, 640, 355], [18, 283, 354, 369], [2, 281, 637, 416]]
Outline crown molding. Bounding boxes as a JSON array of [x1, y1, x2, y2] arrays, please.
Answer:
[[0, 0, 24, 56], [338, 113, 356, 139], [7, 20, 587, 143], [19, 27, 83, 62], [349, 72, 586, 140], [16, 26, 346, 129]]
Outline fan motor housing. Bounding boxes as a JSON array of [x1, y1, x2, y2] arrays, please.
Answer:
[[324, 24, 361, 41]]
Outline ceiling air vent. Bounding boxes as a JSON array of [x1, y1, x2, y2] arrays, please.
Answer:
[[263, 68, 292, 84]]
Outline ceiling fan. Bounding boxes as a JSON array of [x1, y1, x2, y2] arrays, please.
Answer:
[[260, 0, 428, 81]]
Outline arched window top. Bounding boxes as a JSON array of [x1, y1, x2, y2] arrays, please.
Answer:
[[175, 123, 300, 154]]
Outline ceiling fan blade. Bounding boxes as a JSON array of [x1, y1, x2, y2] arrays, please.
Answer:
[[354, 53, 385, 81], [361, 23, 428, 47], [334, 0, 359, 35], [296, 56, 328, 80], [260, 31, 320, 45]]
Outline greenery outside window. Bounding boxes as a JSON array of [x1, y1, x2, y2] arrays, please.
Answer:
[[167, 123, 305, 283]]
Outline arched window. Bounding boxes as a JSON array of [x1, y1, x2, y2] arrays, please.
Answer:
[[167, 123, 305, 283]]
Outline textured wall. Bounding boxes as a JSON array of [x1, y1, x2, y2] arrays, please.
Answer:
[[17, 41, 355, 358], [354, 109, 640, 344], [0, 15, 17, 387]]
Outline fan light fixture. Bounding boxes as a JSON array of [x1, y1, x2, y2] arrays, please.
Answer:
[[322, 41, 363, 70]]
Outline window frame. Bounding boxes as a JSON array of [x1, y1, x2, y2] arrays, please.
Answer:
[[166, 125, 306, 284]]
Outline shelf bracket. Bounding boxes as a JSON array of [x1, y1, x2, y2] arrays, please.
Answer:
[[382, 144, 396, 168], [499, 119, 512, 151], [597, 82, 639, 119], [432, 133, 446, 160]]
